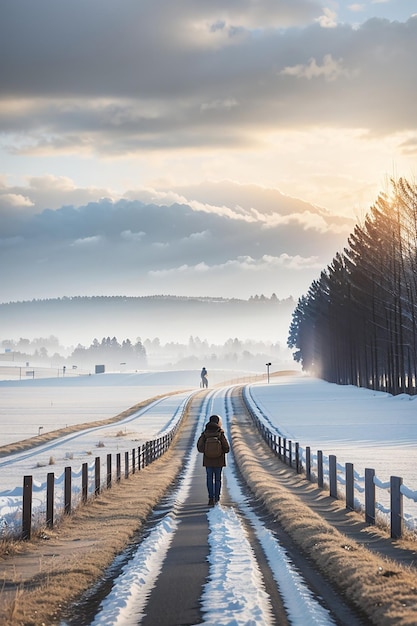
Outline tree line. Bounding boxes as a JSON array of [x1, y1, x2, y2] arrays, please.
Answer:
[[71, 337, 147, 368], [1, 334, 289, 371], [288, 178, 417, 395]]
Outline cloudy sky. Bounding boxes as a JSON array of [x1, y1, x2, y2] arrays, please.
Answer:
[[1, 1, 416, 303]]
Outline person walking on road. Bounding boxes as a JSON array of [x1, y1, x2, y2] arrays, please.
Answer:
[[197, 414, 230, 506], [200, 367, 208, 388]]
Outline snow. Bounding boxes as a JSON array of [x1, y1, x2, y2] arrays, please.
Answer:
[[203, 506, 274, 626], [89, 393, 336, 625], [0, 390, 192, 533], [0, 369, 253, 446], [245, 375, 417, 531], [221, 412, 336, 626], [90, 514, 179, 626], [0, 371, 416, 624]]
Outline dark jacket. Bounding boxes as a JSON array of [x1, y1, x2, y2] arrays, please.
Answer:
[[197, 422, 230, 467]]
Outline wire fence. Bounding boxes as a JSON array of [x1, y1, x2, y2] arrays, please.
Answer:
[[0, 364, 91, 381]]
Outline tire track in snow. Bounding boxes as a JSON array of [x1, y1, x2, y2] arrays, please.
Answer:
[[201, 505, 275, 625], [222, 388, 337, 626], [85, 390, 219, 625], [66, 387, 341, 625]]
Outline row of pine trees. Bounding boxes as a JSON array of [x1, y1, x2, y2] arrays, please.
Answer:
[[288, 178, 417, 395]]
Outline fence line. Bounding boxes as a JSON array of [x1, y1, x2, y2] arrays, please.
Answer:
[[20, 412, 185, 541], [0, 364, 91, 381], [242, 386, 417, 540]]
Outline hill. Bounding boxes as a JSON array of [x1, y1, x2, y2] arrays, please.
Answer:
[[0, 295, 295, 347]]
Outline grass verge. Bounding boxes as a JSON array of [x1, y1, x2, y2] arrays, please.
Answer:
[[230, 400, 417, 625], [0, 401, 192, 626]]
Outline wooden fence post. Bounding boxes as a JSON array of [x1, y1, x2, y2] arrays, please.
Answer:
[[295, 442, 301, 473], [288, 440, 292, 468], [317, 451, 323, 488], [329, 455, 337, 498], [345, 462, 354, 510], [64, 467, 71, 515], [82, 462, 88, 503], [365, 468, 375, 524], [116, 453, 121, 482], [305, 446, 311, 481], [390, 476, 403, 539], [132, 448, 136, 474], [22, 475, 32, 540], [95, 457, 101, 495], [47, 472, 54, 528], [125, 451, 129, 478], [283, 438, 287, 464], [107, 454, 112, 489], [278, 436, 282, 460]]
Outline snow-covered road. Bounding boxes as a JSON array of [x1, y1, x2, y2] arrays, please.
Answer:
[[77, 388, 353, 626]]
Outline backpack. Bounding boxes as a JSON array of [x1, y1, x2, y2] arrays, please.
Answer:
[[204, 434, 222, 458]]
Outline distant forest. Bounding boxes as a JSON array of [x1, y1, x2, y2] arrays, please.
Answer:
[[288, 178, 417, 395], [0, 294, 294, 371], [0, 293, 282, 307]]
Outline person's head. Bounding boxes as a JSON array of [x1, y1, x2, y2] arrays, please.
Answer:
[[209, 414, 221, 426]]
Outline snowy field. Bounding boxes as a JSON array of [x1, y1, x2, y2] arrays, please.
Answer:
[[1, 371, 416, 532], [1, 371, 416, 625], [0, 368, 252, 447], [247, 375, 417, 531]]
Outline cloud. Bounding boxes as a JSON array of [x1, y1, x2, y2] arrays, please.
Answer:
[[0, 193, 34, 208], [149, 252, 321, 277], [399, 135, 417, 155], [200, 99, 239, 111], [315, 8, 338, 27], [121, 230, 146, 242], [280, 54, 349, 81], [0, 175, 118, 213], [180, 230, 211, 244], [348, 4, 365, 12], [0, 1, 414, 306], [0, 179, 352, 302], [1, 4, 416, 162], [71, 236, 102, 247]]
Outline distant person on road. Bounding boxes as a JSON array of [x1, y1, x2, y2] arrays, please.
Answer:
[[200, 366, 208, 388], [197, 414, 230, 506]]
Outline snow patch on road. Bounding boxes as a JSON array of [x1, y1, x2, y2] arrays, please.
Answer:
[[223, 393, 337, 626], [90, 514, 178, 626], [201, 505, 274, 625]]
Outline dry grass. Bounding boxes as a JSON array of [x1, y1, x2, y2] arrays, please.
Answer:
[[230, 407, 417, 626], [0, 390, 190, 458], [2, 383, 416, 625], [0, 399, 192, 626]]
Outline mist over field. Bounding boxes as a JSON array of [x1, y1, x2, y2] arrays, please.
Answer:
[[0, 295, 297, 373], [0, 295, 293, 347]]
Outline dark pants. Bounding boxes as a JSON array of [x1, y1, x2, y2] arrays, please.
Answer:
[[206, 466, 222, 500]]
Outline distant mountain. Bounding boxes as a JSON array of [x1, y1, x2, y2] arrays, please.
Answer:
[[0, 295, 295, 347]]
